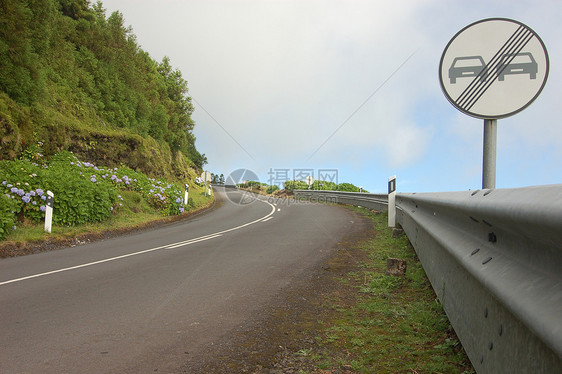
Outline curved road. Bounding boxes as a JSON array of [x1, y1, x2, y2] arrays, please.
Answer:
[[0, 187, 359, 373]]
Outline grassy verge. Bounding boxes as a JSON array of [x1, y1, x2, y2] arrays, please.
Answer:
[[311, 206, 474, 373], [0, 187, 213, 256]]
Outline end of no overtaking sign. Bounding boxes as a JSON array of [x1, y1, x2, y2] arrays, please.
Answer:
[[439, 18, 549, 119]]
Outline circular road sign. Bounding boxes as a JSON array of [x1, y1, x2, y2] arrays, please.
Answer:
[[201, 171, 212, 182], [439, 18, 549, 119], [305, 175, 315, 186]]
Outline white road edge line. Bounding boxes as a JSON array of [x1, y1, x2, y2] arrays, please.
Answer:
[[0, 197, 276, 287]]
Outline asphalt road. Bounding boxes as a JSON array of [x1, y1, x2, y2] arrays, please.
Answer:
[[0, 187, 358, 373]]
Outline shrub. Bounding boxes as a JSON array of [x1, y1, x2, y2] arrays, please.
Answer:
[[266, 185, 279, 194], [283, 180, 308, 191], [337, 183, 361, 192], [0, 151, 191, 237], [0, 194, 17, 240]]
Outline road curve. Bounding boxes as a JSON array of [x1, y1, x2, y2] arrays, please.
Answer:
[[0, 187, 360, 373]]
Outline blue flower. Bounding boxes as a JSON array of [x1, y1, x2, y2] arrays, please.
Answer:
[[175, 198, 181, 203], [1, 181, 6, 185], [40, 205, 46, 212], [22, 196, 31, 203], [10, 187, 17, 193], [29, 190, 36, 197], [16, 189, 25, 196], [179, 207, 185, 213], [36, 188, 44, 196]]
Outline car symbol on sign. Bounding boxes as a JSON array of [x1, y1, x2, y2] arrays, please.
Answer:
[[448, 56, 488, 84], [497, 52, 537, 81]]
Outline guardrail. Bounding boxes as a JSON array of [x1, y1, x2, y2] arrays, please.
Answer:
[[293, 190, 388, 212], [294, 185, 562, 373]]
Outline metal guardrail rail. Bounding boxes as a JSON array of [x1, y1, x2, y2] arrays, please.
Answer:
[[294, 186, 562, 373], [293, 190, 388, 212]]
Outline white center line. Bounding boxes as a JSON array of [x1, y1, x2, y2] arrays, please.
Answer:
[[0, 198, 276, 287]]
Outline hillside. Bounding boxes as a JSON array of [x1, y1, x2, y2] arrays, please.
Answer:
[[0, 0, 205, 181]]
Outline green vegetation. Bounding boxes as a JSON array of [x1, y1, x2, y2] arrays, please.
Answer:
[[232, 179, 368, 196], [0, 0, 205, 181], [0, 151, 212, 242], [284, 180, 368, 192], [311, 207, 474, 373]]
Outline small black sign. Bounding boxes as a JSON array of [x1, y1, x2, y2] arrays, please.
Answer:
[[46, 194, 54, 208], [185, 184, 189, 192], [388, 178, 396, 194]]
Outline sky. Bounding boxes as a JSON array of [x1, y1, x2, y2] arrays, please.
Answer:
[[101, 0, 561, 193]]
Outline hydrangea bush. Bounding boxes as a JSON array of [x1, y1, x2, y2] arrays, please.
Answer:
[[0, 151, 190, 240]]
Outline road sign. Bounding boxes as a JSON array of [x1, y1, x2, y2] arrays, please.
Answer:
[[201, 171, 212, 182], [439, 18, 549, 119], [305, 175, 315, 186]]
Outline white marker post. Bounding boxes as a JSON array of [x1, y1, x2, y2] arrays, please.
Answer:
[[388, 176, 396, 228], [44, 191, 54, 233], [184, 184, 189, 206]]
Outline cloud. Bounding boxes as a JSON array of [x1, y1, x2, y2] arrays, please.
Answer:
[[101, 0, 561, 191]]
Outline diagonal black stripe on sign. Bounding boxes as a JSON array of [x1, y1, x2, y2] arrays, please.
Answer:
[[465, 31, 534, 111], [454, 25, 535, 111], [456, 25, 527, 108]]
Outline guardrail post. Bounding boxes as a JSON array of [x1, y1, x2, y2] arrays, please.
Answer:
[[388, 175, 396, 227], [44, 191, 54, 233]]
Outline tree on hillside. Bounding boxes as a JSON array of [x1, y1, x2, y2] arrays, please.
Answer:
[[0, 0, 206, 170]]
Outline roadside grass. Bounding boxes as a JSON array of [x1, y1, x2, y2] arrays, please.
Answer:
[[312, 206, 474, 373], [0, 187, 213, 253]]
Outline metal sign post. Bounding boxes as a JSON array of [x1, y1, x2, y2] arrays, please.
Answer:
[[482, 119, 497, 189], [201, 171, 212, 197], [305, 175, 315, 190], [439, 18, 549, 189]]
